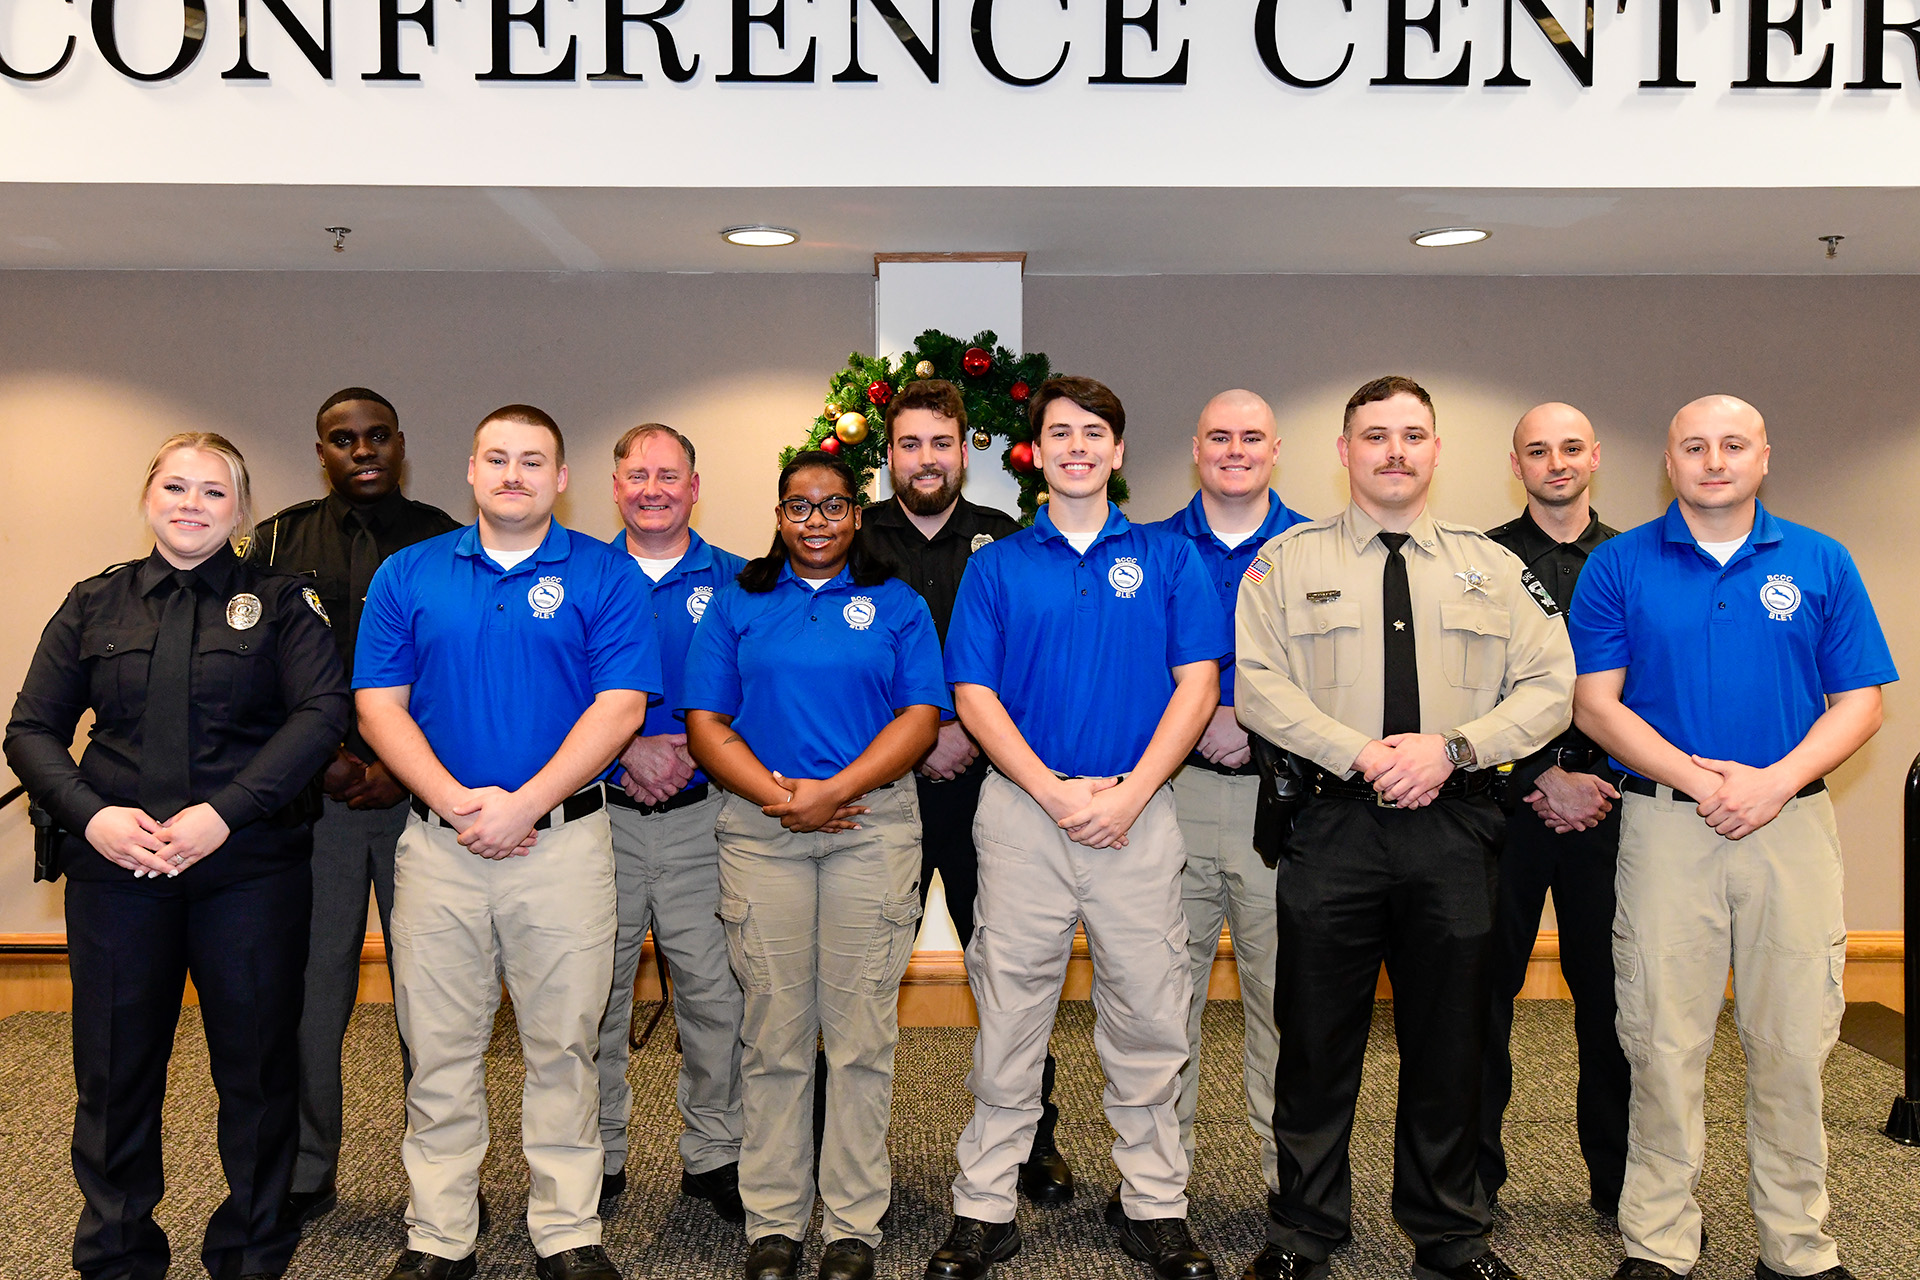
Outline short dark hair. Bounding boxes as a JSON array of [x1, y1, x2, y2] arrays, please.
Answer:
[[884, 379, 968, 444], [475, 403, 565, 465], [1343, 376, 1434, 434], [316, 387, 398, 434], [614, 423, 696, 472], [1028, 375, 1126, 439]]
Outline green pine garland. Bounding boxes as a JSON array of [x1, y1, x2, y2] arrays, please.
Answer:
[[783, 327, 1129, 524]]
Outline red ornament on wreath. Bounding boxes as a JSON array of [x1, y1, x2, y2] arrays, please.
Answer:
[[961, 347, 991, 378], [1007, 441, 1036, 474], [866, 380, 892, 407], [818, 435, 842, 454], [1009, 380, 1031, 402]]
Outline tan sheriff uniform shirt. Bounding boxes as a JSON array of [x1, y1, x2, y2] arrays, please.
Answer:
[[1234, 503, 1574, 778]]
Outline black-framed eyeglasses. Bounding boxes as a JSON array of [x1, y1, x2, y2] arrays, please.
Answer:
[[780, 495, 853, 523]]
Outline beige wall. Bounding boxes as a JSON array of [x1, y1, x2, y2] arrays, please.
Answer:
[[0, 271, 1912, 934]]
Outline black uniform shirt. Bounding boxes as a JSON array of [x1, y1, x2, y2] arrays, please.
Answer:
[[861, 494, 1022, 644], [1485, 507, 1619, 786], [246, 488, 460, 757], [4, 545, 351, 876]]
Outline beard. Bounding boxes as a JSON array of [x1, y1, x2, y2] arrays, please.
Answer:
[[895, 466, 964, 516]]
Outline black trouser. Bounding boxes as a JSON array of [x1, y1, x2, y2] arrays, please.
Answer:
[[915, 761, 987, 949], [65, 855, 311, 1280], [1266, 794, 1503, 1270], [1478, 785, 1628, 1213]]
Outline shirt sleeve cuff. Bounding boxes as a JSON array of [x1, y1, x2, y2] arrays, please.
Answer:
[[207, 785, 265, 832]]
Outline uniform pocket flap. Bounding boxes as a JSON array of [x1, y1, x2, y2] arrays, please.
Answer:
[[880, 893, 923, 927], [1286, 600, 1362, 637], [1439, 601, 1512, 639], [717, 894, 750, 925], [200, 628, 264, 654], [81, 624, 158, 659]]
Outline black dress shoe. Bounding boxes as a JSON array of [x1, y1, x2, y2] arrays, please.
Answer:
[[385, 1251, 478, 1280], [478, 1190, 493, 1237], [746, 1234, 804, 1280], [1757, 1263, 1855, 1280], [818, 1238, 875, 1280], [925, 1216, 1021, 1280], [535, 1244, 621, 1279], [1611, 1261, 1682, 1280], [1242, 1246, 1328, 1280], [1420, 1251, 1522, 1280], [599, 1169, 625, 1207], [283, 1178, 337, 1228], [1018, 1056, 1074, 1207], [683, 1161, 747, 1223], [1104, 1198, 1217, 1280]]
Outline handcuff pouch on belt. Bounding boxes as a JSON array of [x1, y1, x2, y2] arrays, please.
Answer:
[[29, 800, 64, 884], [1248, 733, 1306, 870]]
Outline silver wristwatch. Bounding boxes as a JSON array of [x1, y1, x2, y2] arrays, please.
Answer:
[[1443, 732, 1476, 769]]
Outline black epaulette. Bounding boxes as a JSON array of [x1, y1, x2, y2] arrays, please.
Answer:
[[250, 498, 325, 565], [84, 559, 141, 582]]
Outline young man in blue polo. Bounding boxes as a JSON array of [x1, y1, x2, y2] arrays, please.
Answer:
[[927, 376, 1230, 1280], [355, 405, 659, 1280], [1571, 395, 1896, 1280]]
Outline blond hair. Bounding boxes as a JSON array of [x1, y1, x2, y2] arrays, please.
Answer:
[[141, 432, 255, 551]]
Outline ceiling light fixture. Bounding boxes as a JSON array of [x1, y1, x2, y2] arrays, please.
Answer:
[[1410, 226, 1491, 248], [722, 225, 799, 247], [1819, 234, 1845, 260], [325, 226, 351, 253]]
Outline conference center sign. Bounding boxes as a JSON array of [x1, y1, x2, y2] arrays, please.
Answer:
[[4, 0, 1919, 186]]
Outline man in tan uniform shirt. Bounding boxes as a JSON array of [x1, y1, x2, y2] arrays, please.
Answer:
[[1234, 376, 1573, 1280]]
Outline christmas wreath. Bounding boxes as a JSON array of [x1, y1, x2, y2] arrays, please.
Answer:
[[783, 327, 1129, 523]]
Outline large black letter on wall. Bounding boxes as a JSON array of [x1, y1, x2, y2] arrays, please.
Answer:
[[91, 0, 206, 80], [836, 0, 937, 82], [1373, 0, 1471, 85], [1090, 0, 1187, 84], [717, 0, 816, 81], [594, 0, 699, 80], [1254, 0, 1353, 88], [477, 0, 578, 80], [224, 0, 332, 79], [1, 0, 76, 80], [1845, 0, 1920, 86], [1618, 0, 1720, 88], [364, 0, 433, 81], [970, 0, 1067, 85], [1486, 0, 1593, 85], [1733, 0, 1832, 86]]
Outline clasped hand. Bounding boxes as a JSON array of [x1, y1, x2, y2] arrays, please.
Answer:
[[1046, 775, 1144, 849], [86, 803, 230, 877], [1688, 755, 1795, 841], [619, 732, 696, 805], [448, 787, 543, 859], [1356, 734, 1453, 808], [1524, 766, 1620, 834], [764, 773, 868, 833]]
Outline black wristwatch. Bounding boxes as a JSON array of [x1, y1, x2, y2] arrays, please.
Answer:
[[1443, 732, 1476, 769]]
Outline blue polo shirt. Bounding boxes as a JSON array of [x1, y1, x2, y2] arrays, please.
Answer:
[[680, 563, 949, 779], [945, 502, 1232, 778], [608, 529, 748, 792], [1147, 489, 1309, 706], [355, 518, 662, 792], [1568, 500, 1897, 772]]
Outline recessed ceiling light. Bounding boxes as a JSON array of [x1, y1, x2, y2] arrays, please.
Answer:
[[1411, 226, 1491, 248], [722, 225, 799, 247]]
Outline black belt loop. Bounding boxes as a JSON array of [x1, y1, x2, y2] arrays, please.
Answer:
[[1617, 772, 1825, 806], [606, 782, 711, 816], [411, 783, 606, 831]]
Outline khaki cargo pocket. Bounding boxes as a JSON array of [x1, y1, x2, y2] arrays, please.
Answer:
[[1822, 930, 1848, 1046], [717, 894, 772, 996], [1610, 927, 1647, 1058], [859, 891, 923, 996]]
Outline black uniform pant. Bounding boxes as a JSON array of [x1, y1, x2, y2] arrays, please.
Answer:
[[915, 762, 986, 949], [1478, 790, 1628, 1212], [1266, 795, 1503, 1270], [65, 858, 311, 1280]]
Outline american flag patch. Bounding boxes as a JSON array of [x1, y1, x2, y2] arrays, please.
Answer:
[[1243, 555, 1271, 584]]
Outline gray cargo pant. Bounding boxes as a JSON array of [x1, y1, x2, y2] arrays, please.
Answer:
[[597, 789, 744, 1177], [715, 783, 923, 1248], [1171, 765, 1281, 1196], [1613, 787, 1848, 1277], [952, 770, 1194, 1223]]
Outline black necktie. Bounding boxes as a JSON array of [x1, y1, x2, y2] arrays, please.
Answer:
[[1379, 532, 1420, 738], [346, 509, 379, 671], [139, 571, 196, 821]]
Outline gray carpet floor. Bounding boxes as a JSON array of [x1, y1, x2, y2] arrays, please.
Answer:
[[0, 1001, 1915, 1280]]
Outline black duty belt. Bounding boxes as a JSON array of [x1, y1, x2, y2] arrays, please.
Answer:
[[1540, 745, 1605, 774], [606, 782, 712, 816], [411, 784, 606, 830], [1307, 766, 1495, 807], [1185, 750, 1260, 778], [1618, 773, 1825, 806]]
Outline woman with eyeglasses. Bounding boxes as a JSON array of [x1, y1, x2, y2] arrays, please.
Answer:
[[682, 450, 946, 1280]]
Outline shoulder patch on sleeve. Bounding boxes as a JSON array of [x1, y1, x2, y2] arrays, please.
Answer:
[[302, 586, 332, 626], [1519, 569, 1562, 618], [1243, 555, 1272, 585]]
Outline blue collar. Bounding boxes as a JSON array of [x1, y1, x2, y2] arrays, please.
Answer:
[[606, 528, 715, 586], [1033, 501, 1130, 551], [776, 560, 855, 592], [455, 516, 571, 574], [1660, 499, 1782, 567], [1173, 489, 1290, 549]]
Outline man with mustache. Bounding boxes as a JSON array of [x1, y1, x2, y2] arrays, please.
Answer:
[[860, 382, 1078, 1202], [246, 387, 460, 1227], [1235, 376, 1574, 1280]]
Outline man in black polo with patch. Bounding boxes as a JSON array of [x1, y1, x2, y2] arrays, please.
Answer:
[[1478, 401, 1628, 1220], [248, 386, 461, 1225], [859, 378, 1072, 1206]]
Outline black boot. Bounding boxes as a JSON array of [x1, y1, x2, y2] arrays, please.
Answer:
[[1017, 1053, 1073, 1207]]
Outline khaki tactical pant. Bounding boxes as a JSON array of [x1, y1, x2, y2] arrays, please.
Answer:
[[390, 808, 616, 1259], [715, 784, 923, 1247], [598, 792, 744, 1178], [1613, 788, 1848, 1277], [1171, 766, 1281, 1195], [952, 770, 1193, 1223]]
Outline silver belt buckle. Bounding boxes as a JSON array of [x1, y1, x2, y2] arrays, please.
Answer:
[[1375, 789, 1396, 809]]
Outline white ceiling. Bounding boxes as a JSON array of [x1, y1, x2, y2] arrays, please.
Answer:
[[0, 184, 1914, 275]]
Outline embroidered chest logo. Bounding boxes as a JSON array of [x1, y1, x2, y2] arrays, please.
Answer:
[[970, 533, 994, 553], [528, 576, 565, 620], [226, 593, 262, 630], [1108, 557, 1145, 599], [687, 586, 714, 622], [1759, 575, 1802, 621], [843, 596, 877, 631]]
